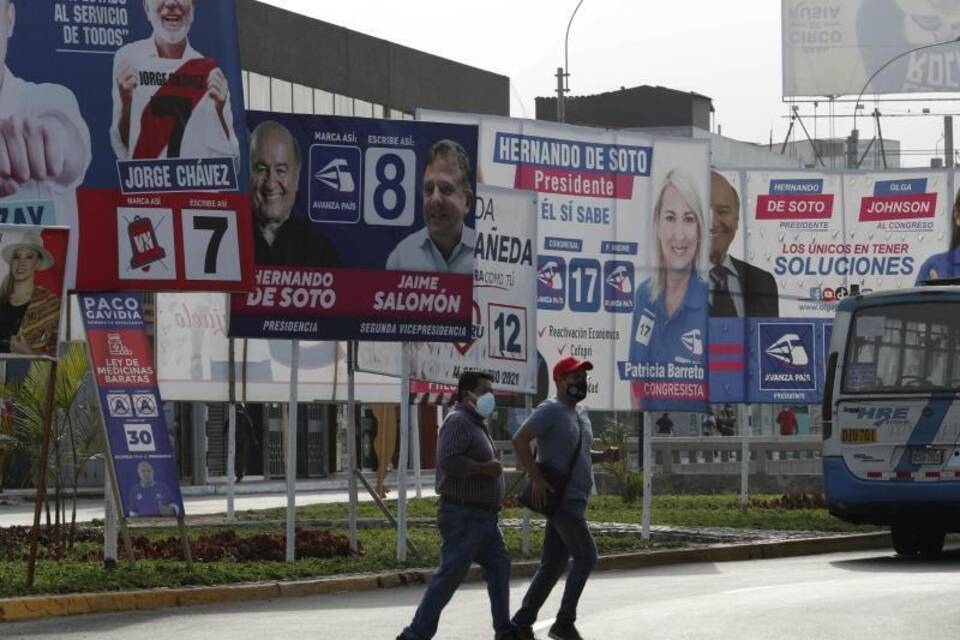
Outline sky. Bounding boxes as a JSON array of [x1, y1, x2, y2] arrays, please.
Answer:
[[261, 0, 957, 168]]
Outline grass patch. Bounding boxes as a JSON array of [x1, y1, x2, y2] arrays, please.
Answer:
[[0, 524, 661, 598], [260, 494, 877, 534], [0, 493, 878, 598]]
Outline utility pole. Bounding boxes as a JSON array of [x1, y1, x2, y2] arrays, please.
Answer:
[[945, 115, 954, 168], [555, 67, 566, 123]]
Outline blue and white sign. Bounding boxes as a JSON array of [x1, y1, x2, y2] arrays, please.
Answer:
[[603, 261, 634, 314], [758, 322, 816, 392], [81, 293, 184, 520], [537, 255, 566, 311], [309, 144, 362, 223], [746, 320, 835, 404]]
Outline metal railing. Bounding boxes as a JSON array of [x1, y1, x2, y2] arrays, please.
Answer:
[[494, 435, 822, 476]]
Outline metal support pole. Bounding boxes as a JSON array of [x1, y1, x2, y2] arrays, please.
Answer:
[[779, 116, 796, 156], [555, 67, 565, 123], [285, 340, 300, 563], [521, 395, 533, 557], [412, 402, 422, 499], [355, 469, 422, 560], [397, 342, 411, 562], [847, 128, 859, 169], [794, 111, 826, 168], [641, 412, 652, 541], [740, 404, 751, 509], [946, 115, 955, 168], [226, 403, 236, 522], [103, 459, 117, 569], [346, 341, 358, 552], [874, 110, 888, 169]]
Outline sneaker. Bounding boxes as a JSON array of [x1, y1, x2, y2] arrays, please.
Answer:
[[548, 622, 583, 640], [495, 630, 523, 640]]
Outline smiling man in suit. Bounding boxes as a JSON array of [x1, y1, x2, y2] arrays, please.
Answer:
[[708, 171, 779, 318]]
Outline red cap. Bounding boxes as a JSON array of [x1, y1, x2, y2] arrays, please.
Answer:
[[552, 356, 593, 380]]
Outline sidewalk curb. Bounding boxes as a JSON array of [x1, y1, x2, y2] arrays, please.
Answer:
[[0, 532, 891, 624]]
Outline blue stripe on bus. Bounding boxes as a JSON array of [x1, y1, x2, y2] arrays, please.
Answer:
[[824, 457, 960, 505], [894, 398, 951, 473]]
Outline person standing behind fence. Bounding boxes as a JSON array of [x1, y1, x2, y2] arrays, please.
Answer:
[[511, 356, 620, 640], [397, 371, 519, 640], [776, 406, 798, 436], [655, 412, 673, 435], [702, 410, 718, 436], [717, 403, 736, 436]]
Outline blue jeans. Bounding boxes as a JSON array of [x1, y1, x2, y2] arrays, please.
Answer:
[[403, 501, 515, 640], [512, 506, 598, 627]]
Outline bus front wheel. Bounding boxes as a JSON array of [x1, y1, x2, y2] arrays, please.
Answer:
[[891, 524, 945, 558]]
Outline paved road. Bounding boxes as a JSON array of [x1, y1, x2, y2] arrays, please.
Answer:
[[0, 487, 438, 528], [4, 546, 959, 639]]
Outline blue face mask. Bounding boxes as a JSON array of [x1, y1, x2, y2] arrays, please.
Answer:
[[475, 392, 496, 418]]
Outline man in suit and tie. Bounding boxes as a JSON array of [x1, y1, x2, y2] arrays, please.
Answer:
[[708, 171, 779, 318]]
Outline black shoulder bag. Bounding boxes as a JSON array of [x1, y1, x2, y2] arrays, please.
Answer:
[[517, 415, 583, 516]]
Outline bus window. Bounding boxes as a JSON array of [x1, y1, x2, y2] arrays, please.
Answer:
[[842, 302, 960, 394]]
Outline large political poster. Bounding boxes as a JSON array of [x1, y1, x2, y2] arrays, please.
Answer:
[[80, 292, 184, 520], [783, 0, 960, 97], [0, 225, 69, 360], [708, 168, 955, 404], [229, 112, 478, 342], [156, 292, 399, 403], [419, 110, 711, 411], [356, 185, 539, 394], [7, 1, 253, 292]]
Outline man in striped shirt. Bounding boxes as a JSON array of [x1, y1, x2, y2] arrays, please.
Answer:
[[398, 371, 520, 640]]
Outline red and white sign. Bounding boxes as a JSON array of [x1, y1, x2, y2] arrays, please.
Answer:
[[75, 190, 253, 292]]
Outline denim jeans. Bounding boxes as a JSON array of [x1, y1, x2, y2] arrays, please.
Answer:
[[402, 501, 514, 640], [512, 505, 598, 627]]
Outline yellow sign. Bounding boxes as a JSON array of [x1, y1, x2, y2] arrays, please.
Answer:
[[842, 428, 877, 444]]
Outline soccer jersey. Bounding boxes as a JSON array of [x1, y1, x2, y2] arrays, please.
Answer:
[[110, 38, 239, 161], [628, 274, 709, 411]]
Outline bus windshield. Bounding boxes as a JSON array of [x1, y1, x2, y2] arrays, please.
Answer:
[[842, 302, 960, 394]]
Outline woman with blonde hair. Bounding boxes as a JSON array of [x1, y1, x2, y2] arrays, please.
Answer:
[[0, 231, 60, 357], [628, 168, 709, 410]]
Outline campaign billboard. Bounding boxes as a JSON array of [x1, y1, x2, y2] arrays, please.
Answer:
[[156, 292, 399, 403], [80, 293, 184, 520], [708, 168, 956, 404], [229, 113, 478, 342], [419, 110, 710, 411], [6, 1, 253, 292], [845, 172, 952, 288], [783, 0, 960, 97], [743, 171, 845, 319], [0, 225, 69, 360], [356, 185, 539, 393]]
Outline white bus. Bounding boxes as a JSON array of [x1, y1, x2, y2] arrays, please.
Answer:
[[823, 285, 960, 557]]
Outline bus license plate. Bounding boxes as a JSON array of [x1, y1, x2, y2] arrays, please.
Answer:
[[842, 428, 877, 444], [910, 448, 943, 465]]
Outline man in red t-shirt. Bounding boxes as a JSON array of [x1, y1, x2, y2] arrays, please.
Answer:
[[776, 407, 798, 436]]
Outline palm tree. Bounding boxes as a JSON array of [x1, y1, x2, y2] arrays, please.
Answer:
[[3, 343, 103, 545]]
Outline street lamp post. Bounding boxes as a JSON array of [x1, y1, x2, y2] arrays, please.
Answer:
[[849, 36, 960, 168], [556, 0, 585, 123]]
